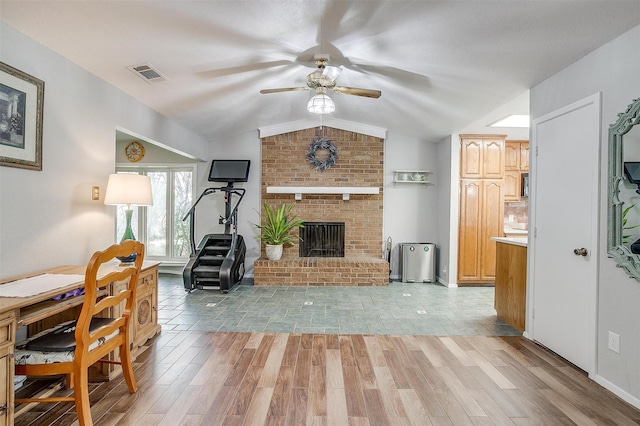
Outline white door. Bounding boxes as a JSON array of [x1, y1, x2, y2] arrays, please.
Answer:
[[529, 93, 600, 373]]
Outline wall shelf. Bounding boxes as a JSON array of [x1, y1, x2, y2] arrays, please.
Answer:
[[394, 170, 431, 185], [266, 186, 379, 201]]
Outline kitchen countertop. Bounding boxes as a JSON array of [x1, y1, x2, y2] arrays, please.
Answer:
[[504, 228, 528, 235], [492, 236, 528, 247]]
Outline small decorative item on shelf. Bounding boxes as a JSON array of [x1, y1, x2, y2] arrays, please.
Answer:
[[394, 170, 431, 185], [254, 202, 305, 261]]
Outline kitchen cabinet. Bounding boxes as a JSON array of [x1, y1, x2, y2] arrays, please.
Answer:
[[493, 238, 527, 331], [505, 143, 520, 170], [460, 135, 505, 179], [505, 140, 529, 171], [458, 179, 504, 283], [504, 171, 522, 201], [504, 141, 529, 201], [458, 134, 506, 285], [520, 143, 529, 171]]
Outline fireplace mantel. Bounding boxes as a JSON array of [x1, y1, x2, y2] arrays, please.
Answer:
[[266, 186, 380, 201]]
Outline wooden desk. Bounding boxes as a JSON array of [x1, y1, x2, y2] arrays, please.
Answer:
[[0, 261, 160, 426]]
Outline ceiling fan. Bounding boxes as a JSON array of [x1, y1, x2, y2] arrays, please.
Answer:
[[260, 55, 381, 114]]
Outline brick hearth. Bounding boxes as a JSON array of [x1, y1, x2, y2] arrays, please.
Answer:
[[254, 126, 389, 286], [254, 257, 389, 286]]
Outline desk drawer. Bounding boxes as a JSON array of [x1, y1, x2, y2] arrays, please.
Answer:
[[137, 268, 156, 292]]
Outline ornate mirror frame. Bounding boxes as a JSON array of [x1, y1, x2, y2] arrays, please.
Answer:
[[608, 97, 640, 280]]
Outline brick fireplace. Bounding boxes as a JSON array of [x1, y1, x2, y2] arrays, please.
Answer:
[[253, 126, 389, 286]]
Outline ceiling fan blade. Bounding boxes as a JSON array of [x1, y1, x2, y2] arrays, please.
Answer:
[[260, 87, 308, 94], [333, 86, 381, 98], [199, 60, 293, 79]]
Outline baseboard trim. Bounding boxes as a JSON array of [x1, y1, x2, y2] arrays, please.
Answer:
[[438, 276, 457, 287], [592, 374, 640, 409]]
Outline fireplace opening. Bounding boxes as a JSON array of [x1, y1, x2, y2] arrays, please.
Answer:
[[299, 222, 345, 257]]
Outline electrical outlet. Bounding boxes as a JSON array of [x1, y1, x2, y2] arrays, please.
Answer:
[[608, 331, 620, 353], [442, 265, 447, 277], [91, 186, 100, 201]]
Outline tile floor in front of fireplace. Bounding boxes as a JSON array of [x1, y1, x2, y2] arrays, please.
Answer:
[[157, 274, 522, 336]]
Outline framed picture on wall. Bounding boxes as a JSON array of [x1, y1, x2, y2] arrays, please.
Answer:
[[0, 62, 44, 170]]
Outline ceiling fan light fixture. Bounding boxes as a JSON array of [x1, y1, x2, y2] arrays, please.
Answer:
[[321, 66, 341, 82], [307, 93, 335, 114]]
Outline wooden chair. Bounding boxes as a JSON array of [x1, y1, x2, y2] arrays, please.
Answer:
[[14, 240, 145, 426]]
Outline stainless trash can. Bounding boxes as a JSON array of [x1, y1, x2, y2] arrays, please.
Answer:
[[400, 243, 436, 282]]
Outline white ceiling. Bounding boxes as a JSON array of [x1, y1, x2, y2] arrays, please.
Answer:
[[3, 1, 640, 144]]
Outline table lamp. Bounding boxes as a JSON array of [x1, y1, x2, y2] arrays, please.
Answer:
[[104, 173, 153, 263]]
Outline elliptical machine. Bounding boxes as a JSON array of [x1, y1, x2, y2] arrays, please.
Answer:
[[182, 160, 249, 293]]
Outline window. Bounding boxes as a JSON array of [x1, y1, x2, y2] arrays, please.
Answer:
[[115, 166, 195, 262]]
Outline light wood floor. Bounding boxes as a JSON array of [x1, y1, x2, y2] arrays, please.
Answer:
[[15, 331, 640, 425]]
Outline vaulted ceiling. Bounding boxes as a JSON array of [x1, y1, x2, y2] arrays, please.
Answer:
[[2, 1, 640, 143]]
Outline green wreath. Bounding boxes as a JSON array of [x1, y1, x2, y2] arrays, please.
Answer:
[[306, 137, 338, 172]]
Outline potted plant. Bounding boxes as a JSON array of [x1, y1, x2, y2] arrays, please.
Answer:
[[254, 202, 305, 260]]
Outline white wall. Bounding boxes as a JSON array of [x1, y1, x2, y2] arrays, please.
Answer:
[[436, 135, 453, 285], [195, 130, 262, 276], [0, 21, 208, 278], [383, 131, 439, 279], [530, 23, 640, 406], [115, 137, 201, 164]]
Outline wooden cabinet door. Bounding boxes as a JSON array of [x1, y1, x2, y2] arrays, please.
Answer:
[[504, 171, 521, 201], [461, 136, 505, 178], [480, 180, 503, 281], [458, 179, 482, 281], [460, 139, 483, 178], [132, 267, 158, 351], [505, 142, 520, 170], [494, 242, 527, 331], [459, 135, 506, 284], [458, 179, 504, 283], [482, 139, 505, 178], [520, 143, 530, 171]]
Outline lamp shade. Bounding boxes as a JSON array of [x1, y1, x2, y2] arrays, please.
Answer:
[[104, 174, 153, 206], [307, 93, 335, 114]]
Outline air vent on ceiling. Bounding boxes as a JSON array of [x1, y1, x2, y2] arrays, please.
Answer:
[[127, 63, 168, 84]]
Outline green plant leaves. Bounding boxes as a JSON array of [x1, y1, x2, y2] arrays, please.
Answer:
[[254, 202, 305, 246]]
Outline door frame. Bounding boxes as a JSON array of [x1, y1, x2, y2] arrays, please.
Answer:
[[526, 92, 601, 376]]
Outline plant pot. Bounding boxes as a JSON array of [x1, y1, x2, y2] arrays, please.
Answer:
[[265, 244, 283, 261]]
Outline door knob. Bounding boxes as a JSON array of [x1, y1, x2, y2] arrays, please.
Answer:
[[573, 248, 588, 256]]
